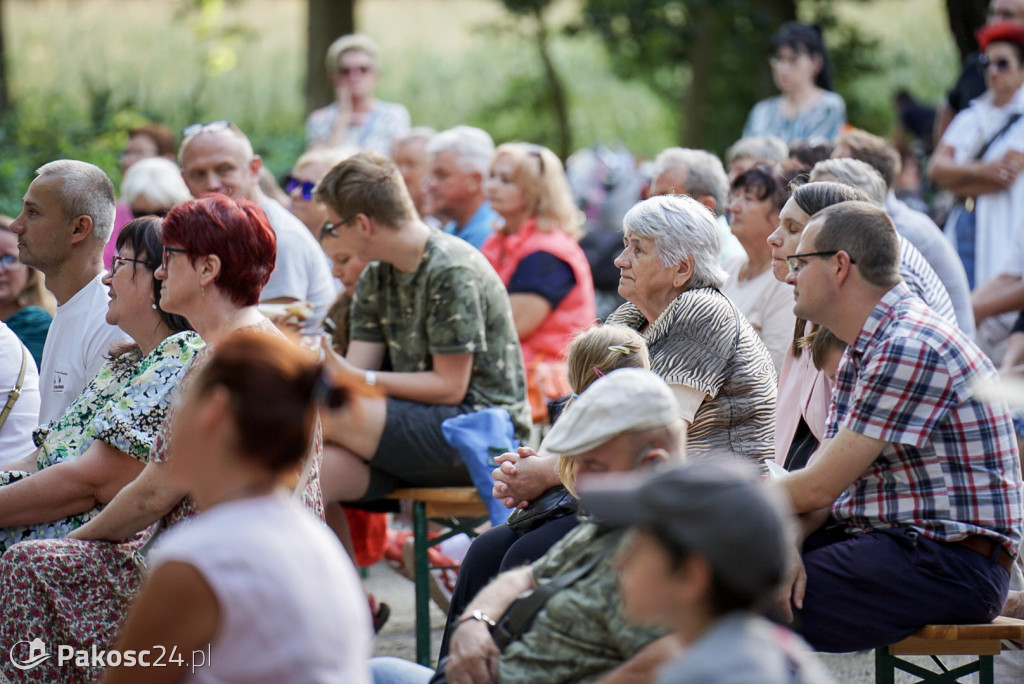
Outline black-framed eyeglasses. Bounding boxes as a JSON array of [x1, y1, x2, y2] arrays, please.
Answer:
[[980, 54, 1016, 73], [181, 120, 233, 140], [785, 250, 856, 276], [162, 246, 188, 265], [320, 215, 358, 240], [0, 254, 24, 271], [110, 255, 153, 274], [285, 176, 317, 201]]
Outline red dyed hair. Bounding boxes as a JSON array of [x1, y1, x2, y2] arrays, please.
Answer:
[[162, 194, 276, 306]]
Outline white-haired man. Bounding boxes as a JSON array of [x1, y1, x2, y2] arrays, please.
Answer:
[[392, 127, 436, 221], [648, 147, 743, 263], [10, 160, 129, 423], [426, 125, 498, 249], [178, 121, 335, 330]]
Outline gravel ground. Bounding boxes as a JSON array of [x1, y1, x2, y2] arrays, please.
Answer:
[[365, 560, 984, 683]]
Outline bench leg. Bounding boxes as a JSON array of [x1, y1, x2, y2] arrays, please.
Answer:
[[413, 500, 431, 667], [875, 647, 896, 684], [979, 654, 993, 684]]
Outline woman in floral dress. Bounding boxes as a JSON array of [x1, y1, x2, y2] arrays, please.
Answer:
[[0, 195, 324, 684], [0, 217, 200, 552]]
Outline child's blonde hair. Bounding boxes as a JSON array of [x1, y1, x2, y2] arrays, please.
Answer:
[[557, 324, 650, 495]]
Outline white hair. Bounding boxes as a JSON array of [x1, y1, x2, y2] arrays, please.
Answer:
[[725, 136, 789, 165], [426, 126, 495, 176], [36, 160, 116, 244], [809, 158, 887, 205], [120, 157, 192, 209], [623, 195, 728, 290], [652, 147, 729, 217]]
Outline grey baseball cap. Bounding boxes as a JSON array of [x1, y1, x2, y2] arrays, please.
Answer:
[[542, 368, 680, 457], [580, 458, 795, 599]]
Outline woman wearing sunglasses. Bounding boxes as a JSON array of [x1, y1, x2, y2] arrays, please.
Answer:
[[481, 142, 596, 423], [285, 147, 354, 236], [0, 217, 199, 553], [931, 22, 1024, 293]]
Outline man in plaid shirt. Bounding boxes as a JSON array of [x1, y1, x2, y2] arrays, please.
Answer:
[[778, 200, 1023, 652]]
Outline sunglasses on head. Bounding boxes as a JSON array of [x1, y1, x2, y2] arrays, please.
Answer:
[[181, 120, 233, 139], [285, 176, 317, 201]]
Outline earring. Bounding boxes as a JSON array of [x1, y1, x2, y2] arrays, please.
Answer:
[[151, 303, 158, 310]]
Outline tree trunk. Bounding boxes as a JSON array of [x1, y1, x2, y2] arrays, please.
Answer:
[[532, 5, 572, 160], [945, 0, 989, 62], [0, 0, 10, 117], [683, 0, 796, 154], [305, 0, 356, 117]]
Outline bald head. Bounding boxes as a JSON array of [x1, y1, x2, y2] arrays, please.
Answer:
[[179, 127, 261, 201]]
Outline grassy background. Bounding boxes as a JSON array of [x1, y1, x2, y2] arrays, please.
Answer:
[[0, 0, 957, 215]]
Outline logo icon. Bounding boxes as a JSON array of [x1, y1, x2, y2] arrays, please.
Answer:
[[10, 638, 50, 670]]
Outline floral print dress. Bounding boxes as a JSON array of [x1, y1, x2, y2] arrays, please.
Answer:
[[0, 331, 203, 551], [0, 321, 325, 684]]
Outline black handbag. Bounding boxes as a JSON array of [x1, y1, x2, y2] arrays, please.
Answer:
[[505, 486, 577, 537]]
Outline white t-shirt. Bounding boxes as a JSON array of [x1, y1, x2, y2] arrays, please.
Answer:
[[37, 273, 129, 425], [0, 321, 40, 464], [259, 198, 336, 331], [722, 254, 795, 374], [149, 493, 372, 684]]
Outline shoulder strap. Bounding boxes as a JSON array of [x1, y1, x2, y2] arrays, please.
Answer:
[[0, 344, 28, 432], [491, 530, 618, 649], [975, 113, 1023, 160]]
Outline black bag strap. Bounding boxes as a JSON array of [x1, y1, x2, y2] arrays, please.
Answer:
[[490, 531, 618, 650], [975, 112, 1022, 160]]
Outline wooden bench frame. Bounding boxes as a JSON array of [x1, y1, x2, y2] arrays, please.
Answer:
[[386, 487, 489, 666], [874, 617, 1024, 683]]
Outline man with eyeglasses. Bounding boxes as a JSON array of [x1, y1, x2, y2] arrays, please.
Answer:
[[9, 160, 130, 425], [776, 200, 1022, 653], [178, 120, 335, 332]]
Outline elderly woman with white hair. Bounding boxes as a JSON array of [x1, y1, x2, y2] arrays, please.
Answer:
[[306, 33, 410, 155], [605, 194, 777, 463]]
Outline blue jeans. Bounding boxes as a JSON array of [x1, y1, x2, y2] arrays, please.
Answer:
[[371, 656, 434, 684], [795, 524, 1009, 652]]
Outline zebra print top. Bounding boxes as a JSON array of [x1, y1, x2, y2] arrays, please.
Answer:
[[607, 287, 777, 467]]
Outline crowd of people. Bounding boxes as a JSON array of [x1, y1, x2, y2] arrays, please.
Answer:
[[0, 7, 1022, 682]]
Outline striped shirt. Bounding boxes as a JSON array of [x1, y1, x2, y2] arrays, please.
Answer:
[[826, 283, 1023, 553], [897, 235, 958, 331], [607, 287, 777, 467]]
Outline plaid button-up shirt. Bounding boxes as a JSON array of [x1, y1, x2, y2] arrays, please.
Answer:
[[826, 283, 1023, 553]]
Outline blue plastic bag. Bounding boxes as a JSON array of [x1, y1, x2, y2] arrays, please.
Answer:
[[441, 408, 518, 526]]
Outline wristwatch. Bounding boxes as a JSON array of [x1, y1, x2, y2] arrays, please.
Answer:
[[458, 609, 496, 628], [365, 370, 377, 387]]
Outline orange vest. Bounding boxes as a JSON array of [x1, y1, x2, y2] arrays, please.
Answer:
[[481, 219, 597, 366]]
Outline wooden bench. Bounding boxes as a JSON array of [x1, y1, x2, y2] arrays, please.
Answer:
[[875, 616, 1024, 683], [386, 487, 489, 666]]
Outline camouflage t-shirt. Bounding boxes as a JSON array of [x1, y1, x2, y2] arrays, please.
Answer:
[[498, 523, 666, 684], [350, 229, 531, 440]]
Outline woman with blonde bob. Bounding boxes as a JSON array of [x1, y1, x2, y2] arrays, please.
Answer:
[[481, 142, 596, 423]]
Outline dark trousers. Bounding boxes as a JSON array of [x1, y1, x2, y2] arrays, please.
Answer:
[[438, 515, 580, 659], [794, 524, 1009, 652]]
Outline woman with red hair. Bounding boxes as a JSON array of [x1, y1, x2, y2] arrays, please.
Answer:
[[0, 195, 326, 684]]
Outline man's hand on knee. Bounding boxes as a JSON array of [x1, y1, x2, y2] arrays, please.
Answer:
[[777, 554, 806, 623]]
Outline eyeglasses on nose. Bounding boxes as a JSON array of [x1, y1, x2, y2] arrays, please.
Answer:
[[162, 246, 188, 265], [980, 55, 1016, 73], [785, 250, 856, 276], [110, 255, 152, 274], [285, 177, 317, 201]]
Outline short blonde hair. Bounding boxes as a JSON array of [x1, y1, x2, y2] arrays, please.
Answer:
[[556, 324, 651, 495], [491, 143, 580, 238], [326, 33, 380, 74]]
